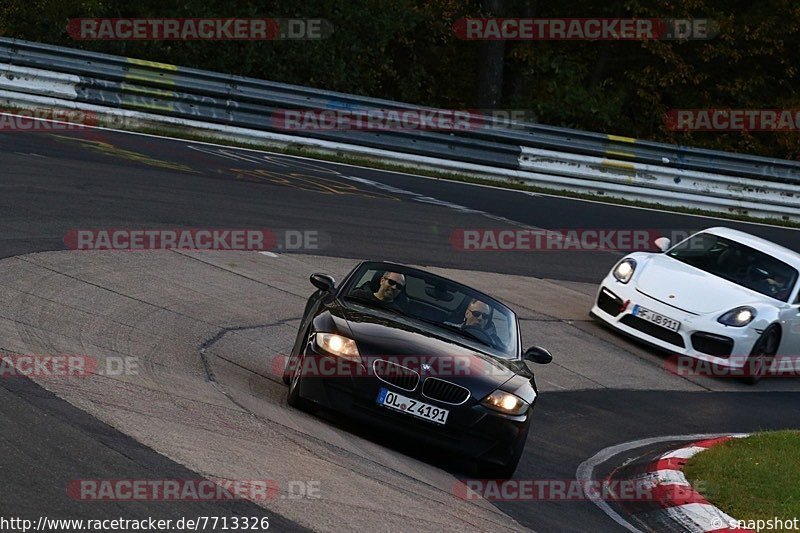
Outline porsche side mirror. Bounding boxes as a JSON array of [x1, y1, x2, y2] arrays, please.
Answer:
[[523, 346, 552, 364], [654, 237, 671, 252], [310, 273, 336, 292]]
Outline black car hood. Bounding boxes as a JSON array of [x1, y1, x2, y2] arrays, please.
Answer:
[[330, 302, 524, 399]]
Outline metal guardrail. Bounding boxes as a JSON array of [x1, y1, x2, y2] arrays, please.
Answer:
[[1, 37, 799, 221]]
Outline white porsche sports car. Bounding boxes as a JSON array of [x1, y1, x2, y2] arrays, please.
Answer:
[[591, 227, 800, 383]]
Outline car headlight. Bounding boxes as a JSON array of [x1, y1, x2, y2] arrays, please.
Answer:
[[481, 390, 530, 415], [613, 259, 636, 283], [314, 333, 360, 361], [717, 306, 757, 327]]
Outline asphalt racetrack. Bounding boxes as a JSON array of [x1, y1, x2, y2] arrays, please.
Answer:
[[2, 122, 799, 532]]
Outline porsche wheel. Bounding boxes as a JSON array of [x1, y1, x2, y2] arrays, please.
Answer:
[[742, 325, 780, 385]]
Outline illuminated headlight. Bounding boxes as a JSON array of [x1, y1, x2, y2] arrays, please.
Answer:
[[717, 307, 757, 327], [613, 259, 636, 283], [314, 333, 360, 361], [481, 390, 531, 415]]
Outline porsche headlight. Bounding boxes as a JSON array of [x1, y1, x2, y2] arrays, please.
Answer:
[[613, 259, 636, 283], [315, 333, 360, 361], [717, 306, 757, 327], [481, 390, 530, 415]]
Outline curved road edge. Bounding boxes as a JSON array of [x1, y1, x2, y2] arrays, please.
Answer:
[[0, 249, 528, 532], [577, 434, 752, 532]]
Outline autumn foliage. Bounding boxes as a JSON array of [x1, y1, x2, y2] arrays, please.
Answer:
[[2, 0, 798, 159]]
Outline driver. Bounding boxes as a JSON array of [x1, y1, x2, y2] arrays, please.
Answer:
[[351, 271, 406, 310], [765, 273, 790, 300]]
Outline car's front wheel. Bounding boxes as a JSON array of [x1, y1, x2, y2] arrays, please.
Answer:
[[742, 324, 780, 385], [282, 355, 292, 385], [284, 326, 312, 384], [474, 416, 530, 479], [287, 352, 317, 413]]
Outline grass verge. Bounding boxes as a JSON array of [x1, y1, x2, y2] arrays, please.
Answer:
[[683, 431, 800, 521]]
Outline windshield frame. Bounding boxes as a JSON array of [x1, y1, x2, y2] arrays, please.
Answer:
[[337, 261, 521, 358]]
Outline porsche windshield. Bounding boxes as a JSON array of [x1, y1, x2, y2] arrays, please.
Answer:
[[667, 233, 798, 302], [342, 266, 518, 357]]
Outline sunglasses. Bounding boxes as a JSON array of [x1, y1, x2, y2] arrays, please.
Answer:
[[384, 278, 405, 289], [469, 310, 490, 319]]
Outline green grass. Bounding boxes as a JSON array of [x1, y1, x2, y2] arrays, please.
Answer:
[[683, 431, 800, 521], [4, 103, 800, 229]]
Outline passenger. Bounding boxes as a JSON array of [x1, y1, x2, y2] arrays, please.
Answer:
[[463, 298, 492, 328], [454, 298, 504, 348]]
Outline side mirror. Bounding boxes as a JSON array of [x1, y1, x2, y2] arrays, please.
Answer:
[[310, 273, 336, 293], [654, 237, 671, 252], [523, 346, 552, 365]]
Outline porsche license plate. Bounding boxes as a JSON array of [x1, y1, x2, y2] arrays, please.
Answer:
[[632, 304, 681, 332], [377, 388, 449, 425]]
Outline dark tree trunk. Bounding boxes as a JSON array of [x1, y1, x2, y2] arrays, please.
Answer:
[[477, 0, 506, 108], [505, 0, 537, 120]]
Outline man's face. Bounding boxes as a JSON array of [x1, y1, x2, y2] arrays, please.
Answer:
[[465, 300, 491, 327], [376, 272, 405, 301]]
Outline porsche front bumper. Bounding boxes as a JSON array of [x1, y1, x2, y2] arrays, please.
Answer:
[[590, 276, 762, 369]]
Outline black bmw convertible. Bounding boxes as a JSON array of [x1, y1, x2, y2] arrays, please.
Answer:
[[283, 261, 552, 478]]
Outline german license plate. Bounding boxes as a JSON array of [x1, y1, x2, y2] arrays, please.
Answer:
[[377, 388, 449, 425], [632, 304, 681, 332]]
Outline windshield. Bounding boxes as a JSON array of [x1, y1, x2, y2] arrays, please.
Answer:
[[342, 265, 518, 357], [667, 233, 798, 302]]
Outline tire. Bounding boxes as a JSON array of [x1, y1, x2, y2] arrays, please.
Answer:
[[284, 326, 312, 385], [286, 352, 317, 413], [282, 351, 296, 385], [742, 325, 780, 385], [474, 417, 529, 479], [475, 456, 520, 480], [282, 357, 292, 385]]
